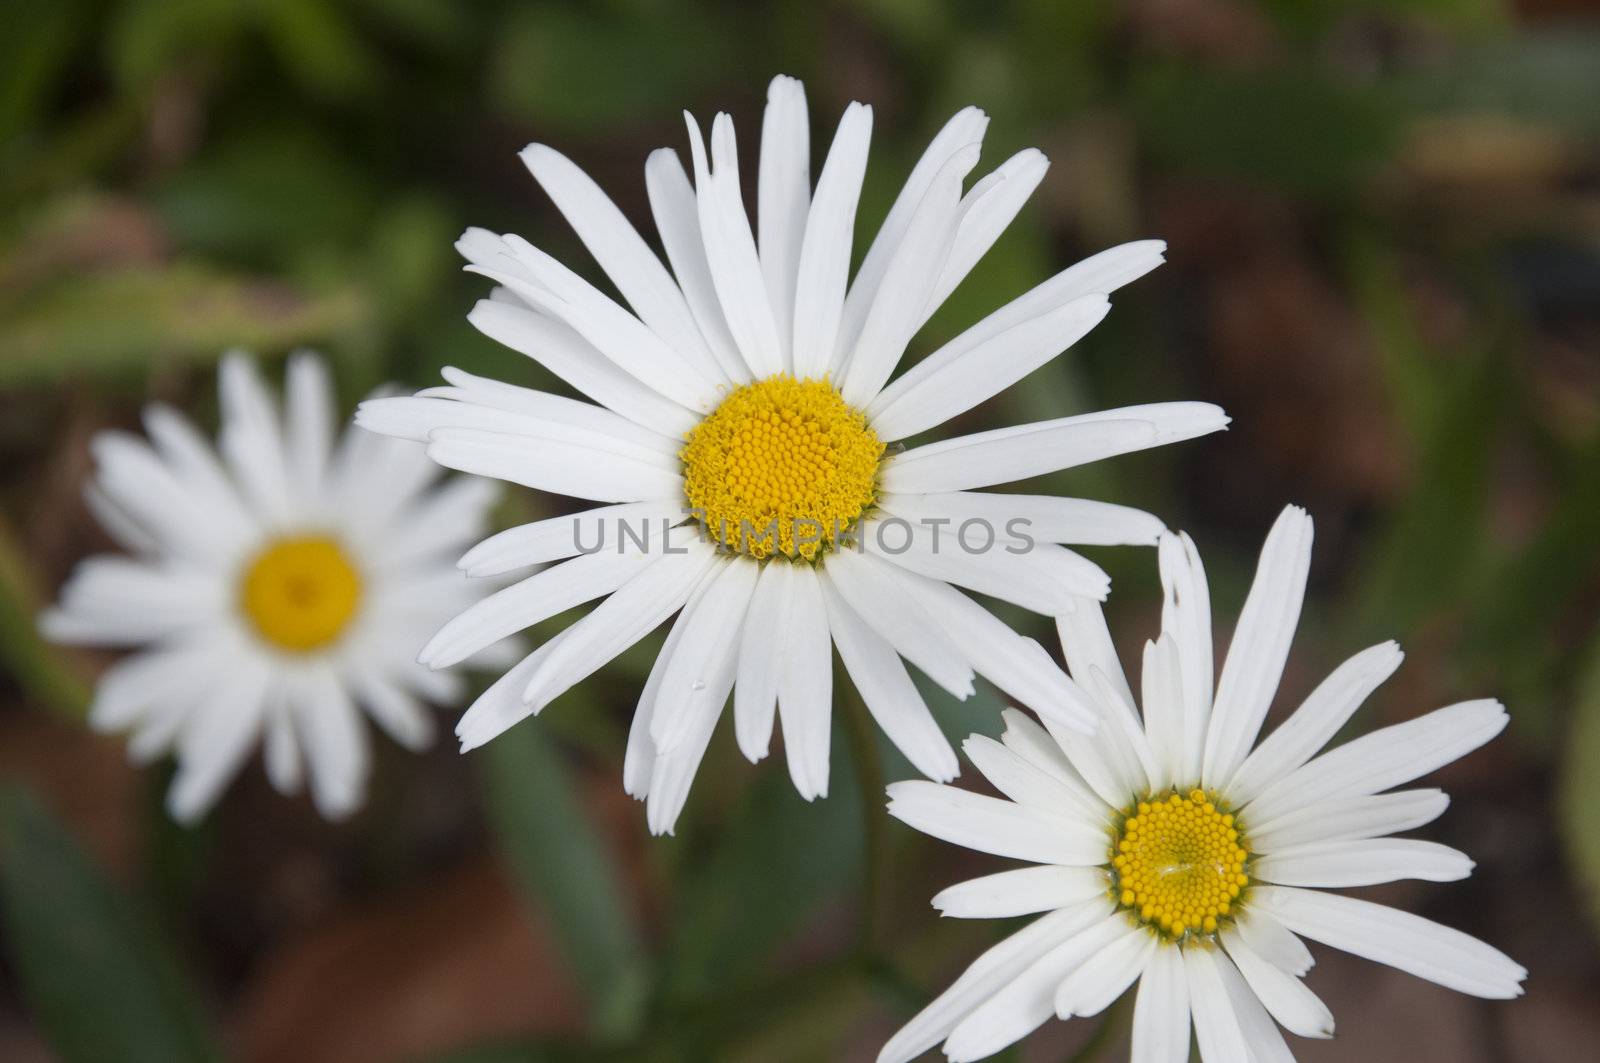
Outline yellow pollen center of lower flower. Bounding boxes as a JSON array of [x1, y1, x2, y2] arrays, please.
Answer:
[[681, 375, 883, 560], [240, 536, 362, 652], [1111, 788, 1250, 939]]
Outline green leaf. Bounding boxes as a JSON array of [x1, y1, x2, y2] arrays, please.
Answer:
[[1560, 637, 1600, 935], [479, 722, 649, 1041], [0, 263, 366, 386], [0, 787, 221, 1063]]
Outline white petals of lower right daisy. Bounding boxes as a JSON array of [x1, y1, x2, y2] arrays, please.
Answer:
[[879, 504, 1525, 1063]]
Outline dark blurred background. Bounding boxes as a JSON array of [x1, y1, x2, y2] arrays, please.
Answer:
[[2, 1, 1598, 1060]]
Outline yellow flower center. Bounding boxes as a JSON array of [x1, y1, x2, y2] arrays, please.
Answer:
[[681, 375, 883, 560], [1111, 788, 1250, 939], [239, 536, 362, 652]]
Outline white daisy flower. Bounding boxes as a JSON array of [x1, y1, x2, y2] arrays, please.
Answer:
[[879, 504, 1526, 1062], [356, 75, 1229, 834], [41, 352, 504, 823]]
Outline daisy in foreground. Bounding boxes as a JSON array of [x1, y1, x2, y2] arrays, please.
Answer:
[[881, 505, 1525, 1062], [358, 74, 1228, 833], [42, 353, 503, 822]]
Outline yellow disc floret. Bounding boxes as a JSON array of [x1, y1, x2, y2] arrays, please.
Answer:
[[240, 536, 363, 652], [681, 375, 883, 560], [1111, 788, 1250, 940]]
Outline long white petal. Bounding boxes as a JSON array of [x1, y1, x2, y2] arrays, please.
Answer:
[[455, 633, 570, 752], [818, 550, 975, 700], [1181, 946, 1250, 1063], [962, 735, 1099, 820], [1203, 505, 1314, 788], [644, 148, 749, 384], [820, 578, 958, 781], [466, 296, 699, 437], [1131, 944, 1190, 1063], [880, 402, 1230, 494], [217, 353, 293, 527], [777, 565, 831, 799], [838, 105, 988, 372], [292, 665, 371, 821], [866, 518, 1107, 612], [1254, 838, 1473, 888], [1235, 909, 1315, 977], [932, 865, 1109, 919], [283, 352, 334, 504], [925, 148, 1050, 317], [868, 294, 1109, 441], [997, 708, 1109, 816], [878, 490, 1164, 547], [519, 143, 724, 383], [885, 780, 1108, 866], [1220, 926, 1333, 1038], [875, 904, 1090, 1063], [456, 500, 686, 578], [757, 75, 809, 369], [350, 670, 434, 752], [1247, 788, 1450, 853], [1212, 948, 1297, 1063], [733, 560, 792, 762], [166, 656, 271, 823], [1159, 530, 1213, 783], [425, 426, 681, 503], [1224, 640, 1404, 807], [1251, 885, 1527, 998], [837, 143, 977, 406], [790, 103, 872, 379], [1245, 699, 1507, 824], [685, 112, 784, 378], [1054, 924, 1156, 1019], [649, 555, 758, 752], [1141, 634, 1187, 791]]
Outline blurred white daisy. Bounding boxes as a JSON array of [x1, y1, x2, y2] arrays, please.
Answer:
[[358, 74, 1228, 834], [42, 352, 504, 823], [879, 504, 1526, 1062]]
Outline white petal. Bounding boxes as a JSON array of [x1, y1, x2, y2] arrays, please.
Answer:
[[643, 148, 749, 384], [1247, 788, 1450, 853], [1131, 944, 1190, 1063], [818, 550, 975, 700], [140, 404, 253, 539], [645, 590, 740, 836], [455, 633, 571, 753], [1055, 596, 1134, 715], [865, 518, 1107, 612], [777, 565, 831, 800], [1181, 945, 1250, 1063], [881, 402, 1230, 494], [943, 910, 1128, 1062], [1245, 699, 1507, 825], [623, 562, 722, 798], [932, 864, 1109, 919], [1220, 926, 1333, 1038], [166, 657, 271, 823], [892, 572, 1098, 733], [820, 577, 958, 781], [1141, 634, 1187, 791], [480, 233, 717, 411], [926, 148, 1050, 317], [790, 102, 872, 379], [89, 433, 240, 565], [436, 366, 681, 453], [997, 708, 1108, 816], [424, 426, 681, 503], [371, 475, 501, 571], [1159, 530, 1213, 784], [838, 105, 988, 371], [519, 143, 724, 382], [1254, 838, 1473, 888], [885, 780, 1108, 866], [1054, 924, 1156, 1019], [42, 557, 223, 647], [733, 561, 791, 762], [878, 491, 1163, 547], [523, 540, 720, 717], [262, 695, 301, 795], [457, 500, 686, 578], [466, 297, 699, 437], [685, 111, 784, 378], [1235, 909, 1315, 977], [1203, 505, 1314, 788], [875, 904, 1089, 1063], [1212, 947, 1297, 1063], [868, 294, 1109, 441], [963, 734, 1097, 819], [284, 351, 333, 501], [217, 353, 293, 527], [837, 143, 977, 406], [649, 555, 757, 753], [350, 671, 434, 752], [419, 549, 660, 669], [1224, 640, 1404, 807], [292, 666, 371, 821], [1251, 885, 1527, 999], [757, 75, 809, 369]]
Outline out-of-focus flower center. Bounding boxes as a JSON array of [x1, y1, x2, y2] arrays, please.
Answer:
[[240, 536, 362, 652], [681, 375, 883, 561], [1111, 788, 1250, 939]]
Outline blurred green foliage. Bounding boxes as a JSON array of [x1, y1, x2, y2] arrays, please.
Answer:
[[1, 1, 1597, 1060]]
